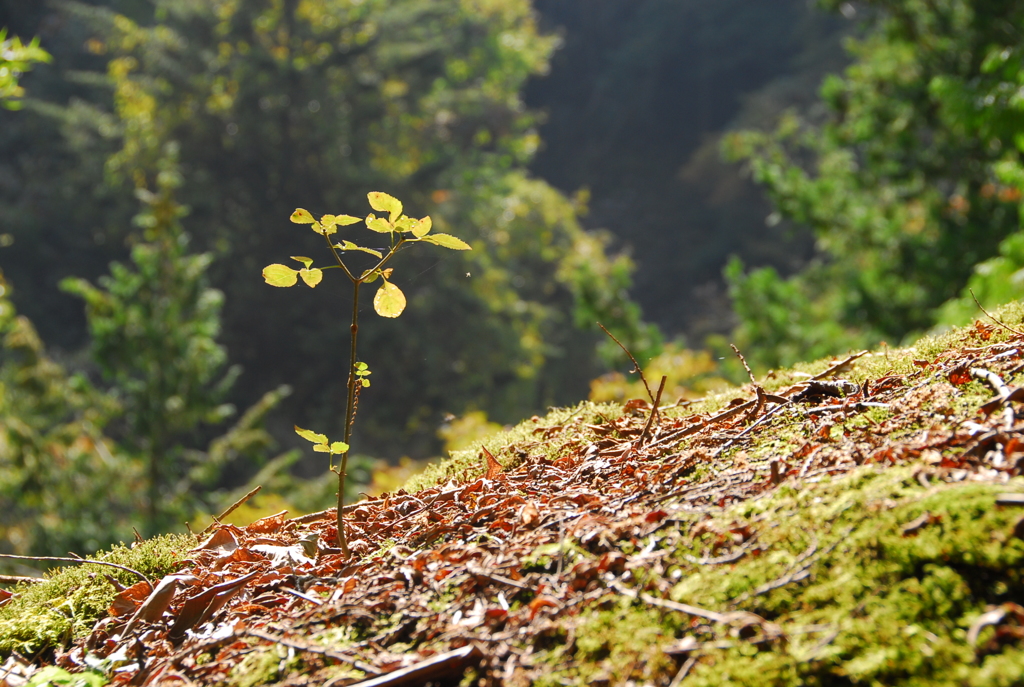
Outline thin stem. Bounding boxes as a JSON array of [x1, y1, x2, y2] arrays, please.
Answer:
[[597, 322, 655, 404], [324, 232, 355, 280], [336, 279, 361, 555]]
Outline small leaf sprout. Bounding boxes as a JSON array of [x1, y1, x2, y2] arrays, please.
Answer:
[[264, 192, 471, 554]]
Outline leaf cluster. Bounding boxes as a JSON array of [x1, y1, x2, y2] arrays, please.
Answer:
[[264, 192, 469, 320], [0, 28, 51, 110]]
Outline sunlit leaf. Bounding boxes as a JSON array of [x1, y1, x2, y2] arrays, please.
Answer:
[[411, 215, 432, 238], [365, 215, 393, 233], [367, 191, 402, 222], [330, 441, 350, 453], [335, 241, 382, 258], [361, 268, 380, 283], [394, 216, 416, 232], [263, 264, 299, 287], [422, 233, 471, 250], [360, 379, 371, 387], [316, 218, 337, 235], [381, 268, 393, 279], [290, 256, 314, 268], [336, 214, 362, 226], [374, 280, 406, 317], [294, 426, 328, 444], [290, 208, 315, 224], [313, 444, 332, 452], [300, 268, 323, 287]]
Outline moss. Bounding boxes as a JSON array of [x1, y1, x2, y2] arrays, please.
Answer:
[[540, 467, 1024, 687], [404, 401, 624, 492], [0, 533, 194, 654], [231, 645, 298, 687]]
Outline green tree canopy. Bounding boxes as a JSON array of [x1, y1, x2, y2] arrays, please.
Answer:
[[3, 0, 657, 459], [0, 27, 50, 108], [725, 0, 1024, 368]]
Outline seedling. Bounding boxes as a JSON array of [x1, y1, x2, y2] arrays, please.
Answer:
[[263, 192, 470, 554]]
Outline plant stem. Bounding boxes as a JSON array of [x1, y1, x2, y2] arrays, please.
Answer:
[[336, 279, 361, 554]]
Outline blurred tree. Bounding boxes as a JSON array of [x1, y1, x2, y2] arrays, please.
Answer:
[[0, 271, 145, 556], [8, 0, 656, 461], [58, 46, 291, 531], [0, 27, 51, 108], [526, 0, 850, 341], [725, 0, 1024, 368]]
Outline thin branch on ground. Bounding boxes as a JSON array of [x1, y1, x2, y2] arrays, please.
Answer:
[[731, 344, 757, 385], [200, 486, 262, 536], [598, 322, 654, 404], [971, 289, 1024, 337], [0, 553, 150, 584]]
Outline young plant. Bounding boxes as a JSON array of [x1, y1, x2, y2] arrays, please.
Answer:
[[263, 192, 470, 554]]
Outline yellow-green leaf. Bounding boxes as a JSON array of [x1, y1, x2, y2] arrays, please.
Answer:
[[411, 215, 432, 238], [422, 233, 471, 250], [300, 268, 323, 287], [263, 264, 299, 287], [367, 191, 402, 222], [290, 256, 314, 268], [361, 268, 380, 283], [313, 444, 332, 452], [374, 280, 406, 318], [365, 215, 393, 233], [320, 214, 338, 228], [290, 208, 315, 224], [336, 214, 362, 226], [394, 216, 416, 232], [330, 441, 350, 453], [335, 241, 382, 258], [294, 426, 328, 444]]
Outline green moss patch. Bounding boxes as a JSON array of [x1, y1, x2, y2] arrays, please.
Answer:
[[0, 533, 193, 654]]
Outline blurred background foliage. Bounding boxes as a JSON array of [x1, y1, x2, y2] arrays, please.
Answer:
[[3, 0, 1024, 554]]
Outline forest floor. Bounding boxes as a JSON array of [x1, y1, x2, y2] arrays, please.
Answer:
[[2, 305, 1024, 687]]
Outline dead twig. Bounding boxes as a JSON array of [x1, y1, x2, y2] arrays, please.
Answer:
[[971, 367, 1016, 430], [0, 553, 150, 585], [638, 375, 667, 447], [731, 344, 757, 385], [598, 322, 655, 404], [668, 656, 697, 687], [728, 538, 819, 607], [971, 289, 1024, 337], [200, 486, 262, 536], [331, 644, 483, 687], [0, 575, 42, 585], [608, 578, 727, 623], [809, 351, 868, 383], [243, 627, 381, 675], [712, 401, 789, 459], [682, 536, 761, 566]]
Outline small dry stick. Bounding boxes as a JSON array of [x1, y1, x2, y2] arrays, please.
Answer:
[[199, 485, 262, 536], [0, 575, 42, 585], [669, 656, 697, 687], [970, 289, 1024, 337], [597, 322, 655, 404], [638, 375, 667, 446], [730, 343, 757, 385], [0, 553, 150, 584]]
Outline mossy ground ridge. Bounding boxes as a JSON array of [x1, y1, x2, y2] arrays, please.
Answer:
[[2, 304, 1024, 686]]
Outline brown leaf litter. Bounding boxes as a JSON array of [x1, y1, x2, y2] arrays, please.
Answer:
[[6, 321, 1024, 686]]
